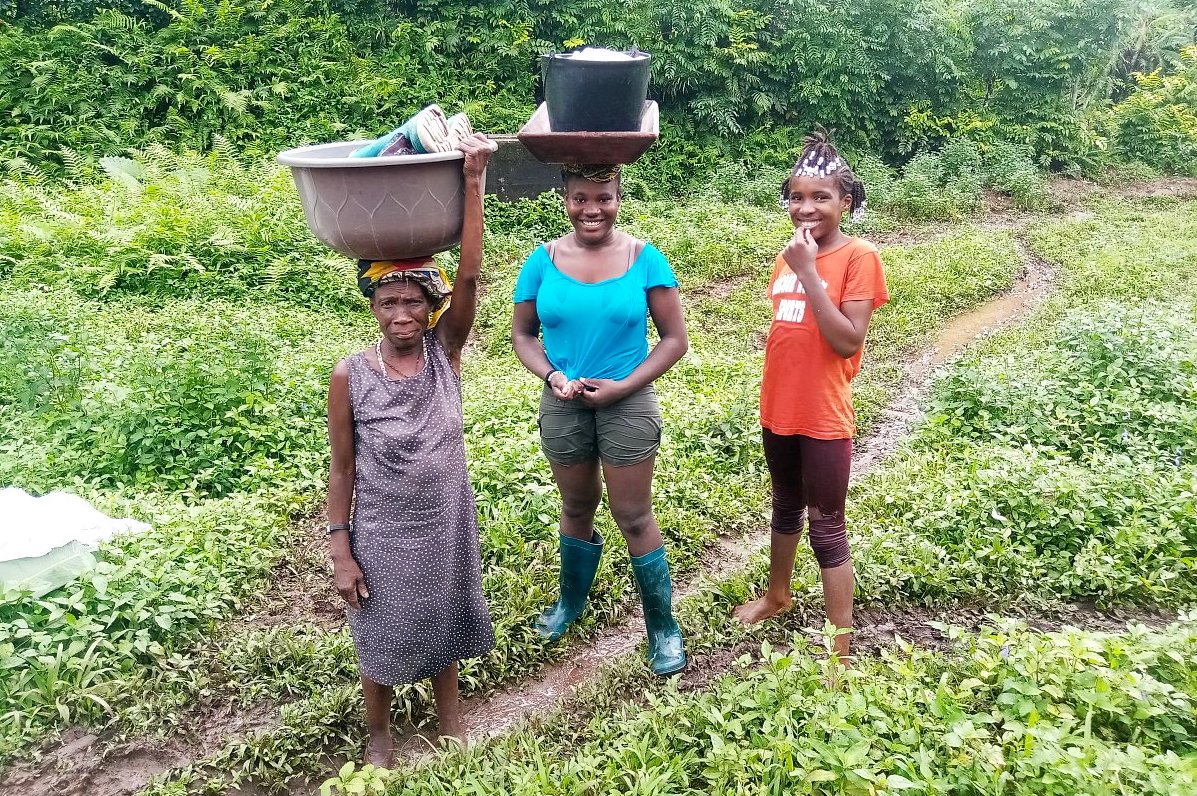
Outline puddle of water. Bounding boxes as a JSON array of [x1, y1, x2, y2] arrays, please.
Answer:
[[929, 291, 1031, 367], [928, 251, 1053, 368]]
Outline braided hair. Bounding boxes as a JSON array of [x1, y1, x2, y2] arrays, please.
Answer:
[[779, 131, 866, 223]]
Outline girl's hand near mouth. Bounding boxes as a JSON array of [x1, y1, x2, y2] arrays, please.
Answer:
[[781, 227, 819, 275]]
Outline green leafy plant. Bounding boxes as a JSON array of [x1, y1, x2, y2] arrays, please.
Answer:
[[321, 761, 391, 796], [983, 141, 1054, 207], [0, 492, 295, 758], [924, 302, 1197, 463], [2, 104, 1195, 793], [0, 0, 1179, 176], [1111, 45, 1197, 175], [382, 619, 1197, 794]]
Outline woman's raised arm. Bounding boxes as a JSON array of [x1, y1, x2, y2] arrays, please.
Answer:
[[436, 134, 495, 364]]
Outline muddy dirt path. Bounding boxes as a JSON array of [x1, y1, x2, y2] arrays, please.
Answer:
[[852, 240, 1055, 475], [0, 518, 337, 796], [454, 236, 1058, 747], [673, 599, 1177, 694], [0, 704, 278, 796]]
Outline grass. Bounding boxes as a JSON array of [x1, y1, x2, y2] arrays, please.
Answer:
[[380, 619, 1197, 795], [0, 490, 300, 759], [125, 216, 1018, 791], [0, 151, 1019, 780], [3, 149, 1193, 793]]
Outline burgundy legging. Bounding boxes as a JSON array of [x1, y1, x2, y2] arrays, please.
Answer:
[[762, 428, 853, 568]]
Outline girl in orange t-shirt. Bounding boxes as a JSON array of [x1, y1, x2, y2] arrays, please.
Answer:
[[733, 133, 888, 664]]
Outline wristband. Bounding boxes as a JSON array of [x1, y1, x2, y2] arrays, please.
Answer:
[[544, 369, 560, 386], [327, 523, 351, 534]]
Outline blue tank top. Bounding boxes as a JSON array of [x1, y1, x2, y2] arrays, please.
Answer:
[[513, 242, 679, 381]]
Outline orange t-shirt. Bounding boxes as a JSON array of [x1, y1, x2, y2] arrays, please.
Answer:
[[760, 237, 888, 439]]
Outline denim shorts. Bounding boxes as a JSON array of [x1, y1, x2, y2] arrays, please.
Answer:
[[537, 384, 663, 467]]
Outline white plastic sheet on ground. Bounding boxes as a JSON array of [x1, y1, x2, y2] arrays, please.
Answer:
[[0, 487, 150, 597]]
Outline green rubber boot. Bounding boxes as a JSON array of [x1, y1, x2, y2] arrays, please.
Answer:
[[535, 531, 604, 641], [630, 546, 687, 676]]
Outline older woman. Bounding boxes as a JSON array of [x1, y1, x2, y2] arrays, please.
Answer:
[[511, 163, 690, 676], [326, 134, 495, 766]]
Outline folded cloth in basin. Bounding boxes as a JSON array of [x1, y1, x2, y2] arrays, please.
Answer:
[[351, 107, 476, 157]]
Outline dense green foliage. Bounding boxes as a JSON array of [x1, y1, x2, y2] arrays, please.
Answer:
[[0, 294, 349, 497], [856, 437, 1197, 606], [848, 199, 1197, 610], [2, 0, 1195, 178], [1, 147, 358, 308], [925, 304, 1197, 464], [1110, 46, 1197, 174], [0, 492, 296, 756], [2, 134, 1195, 789], [17, 195, 1196, 795]]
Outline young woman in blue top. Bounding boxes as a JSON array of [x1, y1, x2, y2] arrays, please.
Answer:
[[511, 163, 690, 676]]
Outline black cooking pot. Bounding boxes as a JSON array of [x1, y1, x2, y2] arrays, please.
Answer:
[[541, 49, 651, 132]]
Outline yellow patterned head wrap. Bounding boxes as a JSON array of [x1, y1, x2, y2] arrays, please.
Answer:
[[357, 258, 453, 327]]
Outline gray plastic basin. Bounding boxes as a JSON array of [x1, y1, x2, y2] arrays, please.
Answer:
[[278, 141, 477, 261]]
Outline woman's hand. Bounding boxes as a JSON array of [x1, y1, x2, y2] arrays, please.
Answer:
[[577, 378, 629, 407], [548, 371, 581, 400], [332, 554, 369, 609], [781, 228, 819, 278], [458, 133, 497, 180]]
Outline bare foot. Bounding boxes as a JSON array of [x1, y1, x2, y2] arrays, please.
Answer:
[[438, 719, 468, 749], [733, 594, 793, 625], [438, 731, 468, 750], [363, 736, 395, 768]]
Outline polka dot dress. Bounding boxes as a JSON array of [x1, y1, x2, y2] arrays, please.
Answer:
[[346, 330, 495, 686]]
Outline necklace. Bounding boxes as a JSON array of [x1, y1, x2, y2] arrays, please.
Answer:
[[375, 334, 428, 380]]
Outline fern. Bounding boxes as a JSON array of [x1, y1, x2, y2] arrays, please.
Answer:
[[44, 24, 85, 39], [218, 88, 251, 114], [4, 157, 47, 186], [59, 147, 92, 184], [178, 251, 205, 274], [210, 133, 238, 162], [95, 264, 121, 294], [100, 156, 146, 188], [139, 142, 176, 173], [263, 256, 291, 291], [93, 9, 144, 31], [140, 0, 185, 21]]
